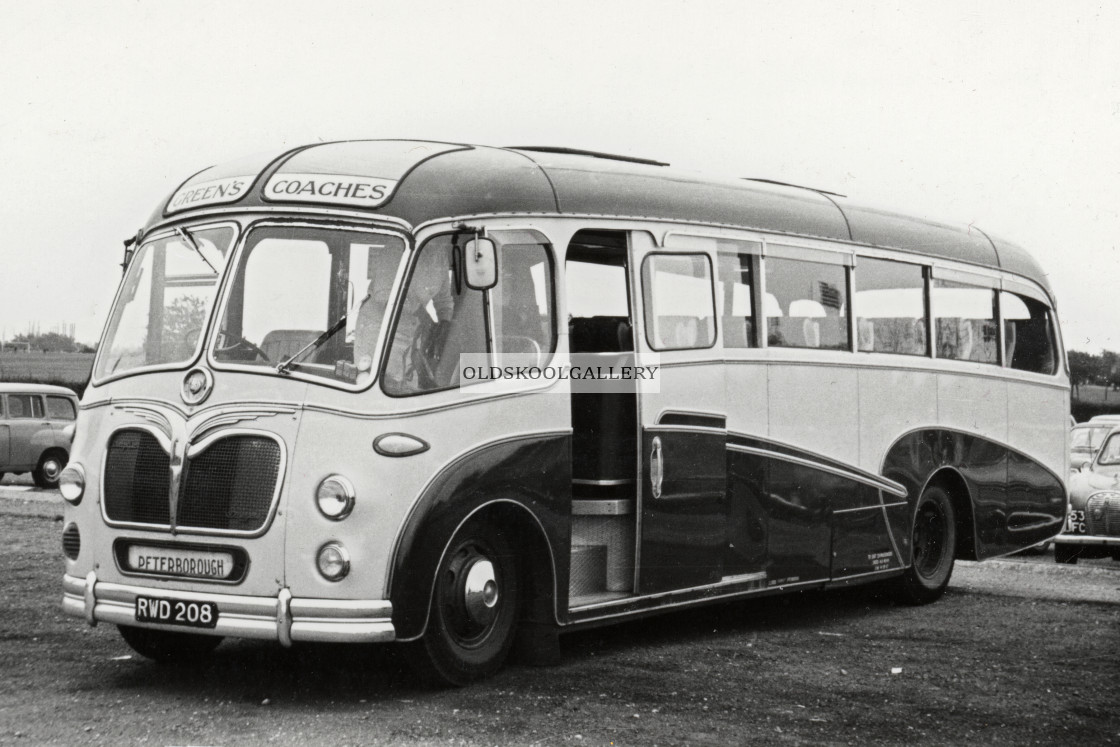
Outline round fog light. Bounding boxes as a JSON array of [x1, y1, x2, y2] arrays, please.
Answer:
[[317, 543, 351, 581], [59, 464, 86, 505], [316, 475, 355, 520]]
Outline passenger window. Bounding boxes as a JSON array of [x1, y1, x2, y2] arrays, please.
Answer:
[[383, 235, 487, 395], [46, 396, 77, 420], [491, 241, 555, 364], [855, 258, 927, 356], [765, 257, 849, 350], [8, 395, 37, 419], [1001, 291, 1056, 374], [641, 254, 716, 350], [933, 280, 997, 364], [717, 245, 759, 348]]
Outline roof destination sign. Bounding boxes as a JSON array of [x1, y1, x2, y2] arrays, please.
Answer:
[[168, 176, 253, 212], [264, 172, 398, 208]]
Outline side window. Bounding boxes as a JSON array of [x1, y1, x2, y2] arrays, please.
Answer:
[[641, 254, 716, 351], [933, 280, 997, 364], [1002, 291, 1056, 374], [716, 243, 759, 348], [855, 257, 927, 356], [46, 396, 77, 420], [8, 395, 35, 419], [384, 235, 487, 395], [765, 257, 849, 350], [491, 242, 555, 363]]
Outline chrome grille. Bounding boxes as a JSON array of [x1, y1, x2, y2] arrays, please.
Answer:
[[104, 429, 171, 525], [1085, 493, 1120, 537], [178, 436, 281, 532]]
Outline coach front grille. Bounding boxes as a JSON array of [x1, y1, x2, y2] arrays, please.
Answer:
[[178, 435, 282, 532], [104, 429, 172, 525], [1085, 493, 1120, 537]]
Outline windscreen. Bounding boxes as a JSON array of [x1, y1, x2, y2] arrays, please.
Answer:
[[95, 226, 235, 379], [211, 225, 405, 387]]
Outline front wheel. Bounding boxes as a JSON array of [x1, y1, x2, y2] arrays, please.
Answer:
[[406, 520, 521, 686], [891, 485, 957, 605], [118, 625, 223, 664]]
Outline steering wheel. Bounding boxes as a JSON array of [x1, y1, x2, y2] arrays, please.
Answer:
[[405, 330, 439, 389], [216, 330, 270, 362]]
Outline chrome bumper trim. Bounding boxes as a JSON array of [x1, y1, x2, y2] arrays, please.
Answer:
[[1054, 535, 1120, 547], [61, 574, 395, 643]]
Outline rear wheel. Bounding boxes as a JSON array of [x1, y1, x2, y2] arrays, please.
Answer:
[[1054, 545, 1080, 565], [33, 449, 67, 489], [891, 485, 956, 605], [118, 625, 222, 664], [406, 519, 521, 686]]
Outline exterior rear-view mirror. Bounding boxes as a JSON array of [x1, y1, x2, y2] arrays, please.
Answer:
[[464, 237, 497, 290]]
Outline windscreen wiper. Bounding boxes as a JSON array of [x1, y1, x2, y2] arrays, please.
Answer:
[[275, 292, 369, 374], [175, 227, 219, 275]]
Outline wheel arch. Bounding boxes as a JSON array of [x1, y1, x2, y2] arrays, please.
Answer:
[[386, 432, 571, 641], [920, 466, 978, 561]]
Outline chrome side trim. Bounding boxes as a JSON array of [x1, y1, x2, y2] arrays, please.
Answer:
[[569, 575, 824, 617], [727, 443, 908, 498], [833, 501, 909, 514], [572, 478, 633, 486], [645, 424, 727, 435]]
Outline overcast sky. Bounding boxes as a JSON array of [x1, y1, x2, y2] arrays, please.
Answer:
[[1, 1, 1117, 352]]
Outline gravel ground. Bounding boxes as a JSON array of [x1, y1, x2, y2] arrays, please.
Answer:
[[1, 490, 1118, 746]]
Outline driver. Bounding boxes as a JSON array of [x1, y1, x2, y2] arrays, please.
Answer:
[[400, 251, 456, 390]]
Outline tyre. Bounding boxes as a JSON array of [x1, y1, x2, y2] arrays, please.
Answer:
[[891, 485, 956, 605], [1054, 545, 1079, 565], [33, 449, 67, 489], [118, 625, 222, 663], [407, 519, 521, 686]]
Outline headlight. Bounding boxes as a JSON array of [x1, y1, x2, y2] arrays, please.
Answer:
[[59, 464, 85, 505], [316, 475, 355, 520], [317, 542, 351, 581]]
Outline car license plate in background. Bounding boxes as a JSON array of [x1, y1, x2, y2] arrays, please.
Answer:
[[127, 545, 234, 580], [135, 596, 218, 629]]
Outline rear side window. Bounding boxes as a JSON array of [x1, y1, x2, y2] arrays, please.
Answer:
[[855, 258, 927, 356], [641, 254, 716, 350], [46, 396, 77, 420], [1002, 291, 1056, 374], [765, 257, 849, 350], [933, 280, 998, 364], [7, 395, 43, 419]]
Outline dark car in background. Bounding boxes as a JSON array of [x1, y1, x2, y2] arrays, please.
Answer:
[[1056, 424, 1120, 564]]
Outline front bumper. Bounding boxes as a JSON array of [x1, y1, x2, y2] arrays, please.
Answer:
[[62, 572, 395, 645], [1053, 534, 1120, 547]]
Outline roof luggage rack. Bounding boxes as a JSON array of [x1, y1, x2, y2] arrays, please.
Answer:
[[508, 146, 669, 167]]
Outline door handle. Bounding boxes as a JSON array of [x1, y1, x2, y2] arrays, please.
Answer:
[[650, 436, 663, 499]]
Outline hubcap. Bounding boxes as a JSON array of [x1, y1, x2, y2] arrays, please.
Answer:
[[462, 559, 499, 627], [43, 460, 62, 480]]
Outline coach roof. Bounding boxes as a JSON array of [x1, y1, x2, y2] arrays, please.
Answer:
[[150, 139, 1051, 294]]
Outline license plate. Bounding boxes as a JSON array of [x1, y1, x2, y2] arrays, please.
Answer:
[[127, 545, 234, 580], [135, 596, 218, 629]]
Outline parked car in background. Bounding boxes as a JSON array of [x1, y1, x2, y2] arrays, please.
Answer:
[[1056, 424, 1120, 564], [0, 384, 78, 488], [1070, 421, 1114, 471]]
